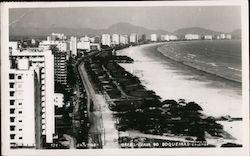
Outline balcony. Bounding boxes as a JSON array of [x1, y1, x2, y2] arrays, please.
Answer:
[[42, 108, 45, 112], [41, 85, 45, 91], [41, 96, 45, 102]]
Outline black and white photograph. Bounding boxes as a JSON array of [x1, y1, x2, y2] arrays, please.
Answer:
[[1, 1, 249, 156]]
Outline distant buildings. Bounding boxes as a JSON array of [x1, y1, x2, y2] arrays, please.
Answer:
[[69, 36, 77, 56], [40, 33, 68, 51], [53, 47, 67, 85], [120, 35, 129, 45], [101, 34, 111, 46], [77, 41, 90, 51], [129, 33, 138, 43], [169, 35, 178, 41], [47, 33, 67, 41], [77, 40, 100, 51], [80, 35, 90, 42], [141, 34, 147, 42], [226, 34, 232, 40], [160, 35, 170, 41], [204, 35, 213, 40], [216, 34, 232, 40], [185, 34, 200, 40], [220, 34, 226, 39], [150, 34, 157, 42], [111, 34, 120, 45], [39, 40, 67, 51]]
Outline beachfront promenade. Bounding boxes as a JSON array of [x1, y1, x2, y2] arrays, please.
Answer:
[[78, 51, 119, 148]]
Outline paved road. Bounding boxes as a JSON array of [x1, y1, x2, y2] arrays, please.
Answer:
[[78, 62, 103, 148]]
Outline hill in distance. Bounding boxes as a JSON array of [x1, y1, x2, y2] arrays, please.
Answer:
[[173, 27, 222, 37], [10, 22, 241, 39], [10, 22, 171, 38]]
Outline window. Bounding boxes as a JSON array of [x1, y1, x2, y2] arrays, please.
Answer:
[[10, 100, 15, 105], [10, 134, 15, 140], [10, 117, 15, 122], [10, 91, 14, 97], [10, 126, 15, 131], [9, 83, 14, 88], [10, 109, 15, 114], [9, 74, 15, 79], [18, 75, 22, 79]]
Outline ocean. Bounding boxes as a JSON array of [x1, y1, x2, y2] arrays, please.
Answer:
[[157, 40, 242, 83]]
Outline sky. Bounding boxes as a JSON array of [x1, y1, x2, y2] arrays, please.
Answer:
[[9, 6, 241, 33]]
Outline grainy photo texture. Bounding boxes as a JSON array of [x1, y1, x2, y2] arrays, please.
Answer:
[[1, 1, 249, 156]]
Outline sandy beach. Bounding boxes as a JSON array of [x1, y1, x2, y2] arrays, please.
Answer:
[[117, 43, 243, 143]]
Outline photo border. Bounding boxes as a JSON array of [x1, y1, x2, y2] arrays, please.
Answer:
[[1, 1, 249, 156]]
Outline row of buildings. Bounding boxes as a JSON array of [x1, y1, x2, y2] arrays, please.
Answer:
[[184, 33, 232, 40]]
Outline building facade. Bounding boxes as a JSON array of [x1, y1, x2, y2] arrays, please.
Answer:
[[119, 35, 129, 45], [111, 34, 120, 45], [8, 64, 40, 148], [204, 35, 213, 40], [101, 34, 111, 46], [69, 36, 77, 56], [53, 47, 67, 85], [150, 34, 157, 42], [10, 48, 55, 145], [39, 40, 67, 52], [185, 34, 200, 40], [129, 33, 138, 43]]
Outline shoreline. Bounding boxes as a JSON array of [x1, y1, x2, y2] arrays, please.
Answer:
[[117, 43, 242, 118], [156, 41, 241, 84]]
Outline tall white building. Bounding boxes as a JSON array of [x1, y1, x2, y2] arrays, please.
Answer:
[[150, 34, 157, 42], [101, 34, 111, 46], [69, 36, 77, 56], [8, 62, 39, 148], [119, 35, 129, 45], [10, 48, 55, 144], [111, 34, 120, 45], [129, 33, 138, 43]]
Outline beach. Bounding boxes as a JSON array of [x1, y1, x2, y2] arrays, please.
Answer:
[[117, 42, 243, 143]]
